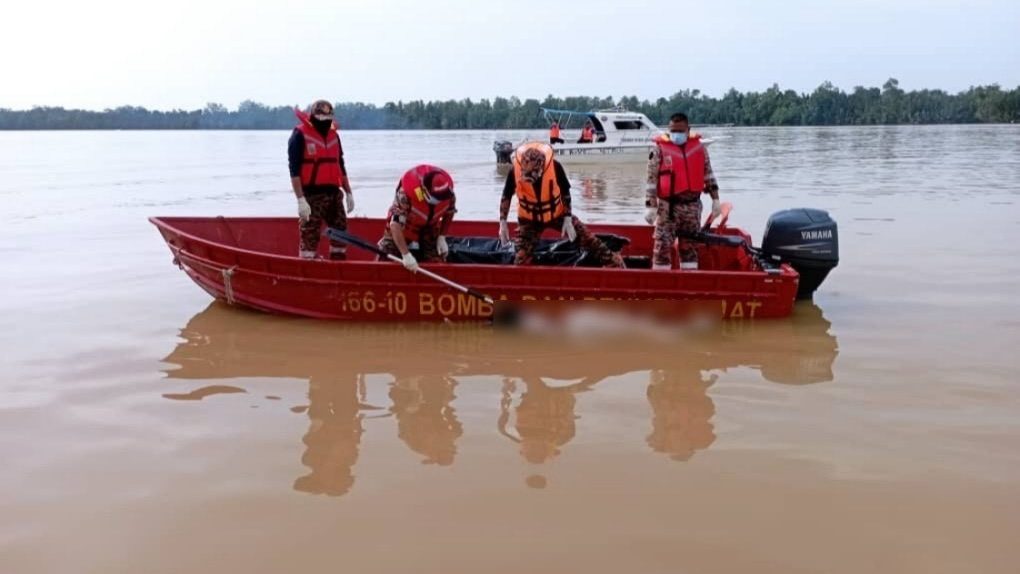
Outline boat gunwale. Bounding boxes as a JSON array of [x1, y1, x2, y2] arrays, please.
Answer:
[[149, 215, 799, 285]]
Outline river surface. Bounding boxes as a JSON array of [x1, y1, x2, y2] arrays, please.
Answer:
[[1, 126, 1019, 573]]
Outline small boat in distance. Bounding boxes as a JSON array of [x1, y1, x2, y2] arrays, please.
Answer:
[[493, 107, 718, 166]]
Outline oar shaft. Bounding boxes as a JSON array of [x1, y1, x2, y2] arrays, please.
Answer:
[[328, 227, 494, 305], [414, 266, 494, 305]]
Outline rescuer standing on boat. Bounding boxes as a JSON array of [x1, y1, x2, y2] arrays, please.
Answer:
[[549, 120, 564, 144], [288, 99, 354, 260], [645, 112, 721, 270], [577, 120, 596, 144], [378, 164, 457, 272], [498, 142, 624, 268]]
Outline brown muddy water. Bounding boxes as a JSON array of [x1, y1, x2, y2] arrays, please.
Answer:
[[1, 126, 1019, 573]]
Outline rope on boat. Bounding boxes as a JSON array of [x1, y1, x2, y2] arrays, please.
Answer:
[[168, 244, 241, 304], [222, 266, 237, 305]]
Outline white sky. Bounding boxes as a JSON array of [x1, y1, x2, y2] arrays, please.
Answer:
[[1, 0, 1017, 110]]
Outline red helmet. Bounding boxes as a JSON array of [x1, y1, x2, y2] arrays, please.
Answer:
[[423, 170, 454, 203]]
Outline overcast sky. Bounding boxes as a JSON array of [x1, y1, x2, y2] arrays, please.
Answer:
[[2, 0, 1017, 110]]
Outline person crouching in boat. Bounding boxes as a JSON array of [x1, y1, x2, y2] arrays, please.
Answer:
[[498, 142, 624, 268], [549, 120, 564, 144], [645, 112, 722, 270], [289, 99, 355, 260], [378, 165, 457, 272]]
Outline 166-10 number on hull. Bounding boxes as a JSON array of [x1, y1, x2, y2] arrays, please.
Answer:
[[339, 290, 408, 315]]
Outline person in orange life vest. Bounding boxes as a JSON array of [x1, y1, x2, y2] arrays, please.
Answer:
[[288, 99, 354, 260], [644, 112, 721, 270], [549, 120, 564, 144], [378, 165, 457, 272], [498, 142, 623, 268], [577, 120, 596, 144]]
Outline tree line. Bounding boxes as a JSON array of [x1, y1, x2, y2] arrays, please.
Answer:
[[1, 79, 1017, 130]]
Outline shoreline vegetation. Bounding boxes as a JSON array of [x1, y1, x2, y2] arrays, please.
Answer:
[[1, 79, 1017, 130]]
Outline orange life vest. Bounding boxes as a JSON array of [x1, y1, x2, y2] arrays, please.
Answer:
[[550, 124, 561, 139], [390, 165, 455, 241], [654, 133, 706, 200], [294, 109, 346, 188], [513, 143, 566, 223], [580, 125, 594, 142]]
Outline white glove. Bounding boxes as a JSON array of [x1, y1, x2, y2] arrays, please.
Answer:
[[345, 191, 355, 214], [297, 197, 311, 221], [401, 252, 419, 272], [644, 198, 658, 224], [561, 215, 577, 242], [498, 219, 511, 247], [711, 198, 722, 218], [436, 235, 449, 257]]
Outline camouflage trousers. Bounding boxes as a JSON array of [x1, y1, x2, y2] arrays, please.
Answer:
[[515, 216, 624, 268], [652, 197, 702, 269], [299, 192, 347, 260], [377, 228, 444, 262]]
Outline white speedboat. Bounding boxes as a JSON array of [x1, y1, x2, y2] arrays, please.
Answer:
[[494, 107, 683, 166]]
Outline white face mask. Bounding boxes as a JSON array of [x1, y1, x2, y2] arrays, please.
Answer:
[[670, 132, 688, 145]]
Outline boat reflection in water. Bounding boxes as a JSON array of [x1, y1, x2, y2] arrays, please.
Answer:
[[161, 302, 838, 496]]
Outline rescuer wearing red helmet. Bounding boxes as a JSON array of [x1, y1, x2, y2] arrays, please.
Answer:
[[288, 99, 355, 260], [378, 165, 457, 272]]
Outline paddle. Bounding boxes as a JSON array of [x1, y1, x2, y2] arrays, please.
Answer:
[[327, 228, 495, 305]]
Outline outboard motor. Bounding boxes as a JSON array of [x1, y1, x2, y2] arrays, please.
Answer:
[[761, 208, 839, 300], [493, 140, 514, 165]]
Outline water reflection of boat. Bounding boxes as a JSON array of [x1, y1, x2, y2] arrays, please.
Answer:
[[160, 302, 838, 495]]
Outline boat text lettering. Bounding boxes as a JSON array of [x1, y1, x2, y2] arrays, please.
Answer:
[[340, 289, 762, 319], [801, 229, 833, 240]]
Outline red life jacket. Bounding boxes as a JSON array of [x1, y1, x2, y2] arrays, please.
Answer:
[[294, 109, 346, 188], [581, 125, 594, 142], [390, 165, 455, 241], [550, 124, 561, 138], [654, 133, 706, 200]]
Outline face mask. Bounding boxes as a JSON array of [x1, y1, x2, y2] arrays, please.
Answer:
[[670, 132, 688, 145], [311, 118, 332, 132]]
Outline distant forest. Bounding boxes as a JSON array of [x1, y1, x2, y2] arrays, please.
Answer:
[[1, 79, 1017, 130]]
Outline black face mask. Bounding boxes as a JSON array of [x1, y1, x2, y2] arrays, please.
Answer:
[[311, 118, 332, 135]]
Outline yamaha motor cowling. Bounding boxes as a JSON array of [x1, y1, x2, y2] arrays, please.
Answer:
[[761, 208, 839, 300]]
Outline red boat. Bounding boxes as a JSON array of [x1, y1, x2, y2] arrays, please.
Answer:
[[149, 208, 838, 322]]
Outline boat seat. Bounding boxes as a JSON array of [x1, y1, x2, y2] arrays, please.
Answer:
[[685, 231, 747, 247]]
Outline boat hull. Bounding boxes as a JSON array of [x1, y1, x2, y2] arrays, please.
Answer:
[[150, 217, 800, 322], [551, 143, 653, 164]]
